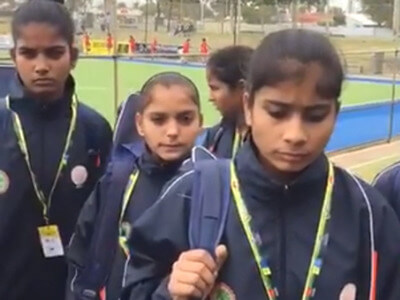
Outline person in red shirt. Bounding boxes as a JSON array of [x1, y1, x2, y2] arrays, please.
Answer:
[[182, 38, 190, 54], [200, 37, 209, 61], [106, 33, 113, 55], [129, 35, 136, 55], [150, 38, 157, 55], [181, 38, 190, 63], [83, 32, 91, 54]]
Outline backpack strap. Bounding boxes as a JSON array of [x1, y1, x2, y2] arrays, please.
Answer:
[[74, 146, 137, 299], [113, 93, 143, 147], [189, 158, 231, 256], [0, 97, 5, 111], [0, 97, 11, 132], [194, 129, 209, 147]]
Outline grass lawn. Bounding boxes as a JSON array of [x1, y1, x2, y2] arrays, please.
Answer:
[[73, 58, 399, 125]]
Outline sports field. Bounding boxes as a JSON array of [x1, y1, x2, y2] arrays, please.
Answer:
[[71, 57, 400, 183], [73, 58, 400, 126]]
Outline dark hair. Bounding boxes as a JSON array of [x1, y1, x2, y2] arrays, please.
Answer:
[[206, 45, 254, 89], [139, 72, 201, 112], [248, 29, 344, 104], [11, 0, 74, 45]]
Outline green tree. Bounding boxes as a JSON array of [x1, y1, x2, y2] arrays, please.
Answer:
[[363, 0, 392, 27]]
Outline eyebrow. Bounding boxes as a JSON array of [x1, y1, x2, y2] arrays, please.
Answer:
[[18, 45, 67, 51], [149, 109, 196, 115], [264, 99, 332, 109]]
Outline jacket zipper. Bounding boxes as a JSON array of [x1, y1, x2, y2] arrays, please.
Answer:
[[40, 116, 46, 199], [279, 185, 289, 299]]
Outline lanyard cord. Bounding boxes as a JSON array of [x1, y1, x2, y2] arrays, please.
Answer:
[[118, 171, 139, 256], [230, 161, 335, 300], [6, 95, 78, 224]]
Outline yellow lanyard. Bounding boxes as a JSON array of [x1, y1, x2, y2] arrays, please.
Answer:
[[6, 95, 78, 224], [119, 171, 139, 224], [119, 171, 139, 256], [230, 161, 335, 300], [232, 130, 241, 157]]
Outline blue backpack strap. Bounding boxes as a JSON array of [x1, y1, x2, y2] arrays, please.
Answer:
[[0, 97, 5, 110], [0, 97, 9, 130], [189, 157, 231, 256], [195, 129, 209, 147], [113, 93, 143, 148], [74, 146, 137, 299]]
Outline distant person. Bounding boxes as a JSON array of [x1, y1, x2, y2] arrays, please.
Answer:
[[181, 38, 190, 63], [0, 1, 112, 299], [182, 38, 190, 54], [106, 32, 113, 55], [129, 35, 136, 55], [82, 31, 90, 54], [150, 37, 158, 55], [200, 37, 210, 61]]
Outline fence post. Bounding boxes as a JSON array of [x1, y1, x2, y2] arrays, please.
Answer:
[[388, 49, 398, 142], [291, 0, 298, 29], [113, 55, 119, 121], [232, 0, 238, 45], [144, 0, 149, 44]]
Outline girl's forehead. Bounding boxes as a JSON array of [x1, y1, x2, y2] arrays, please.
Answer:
[[145, 97, 198, 111], [143, 86, 198, 112], [16, 23, 68, 46], [254, 77, 334, 105]]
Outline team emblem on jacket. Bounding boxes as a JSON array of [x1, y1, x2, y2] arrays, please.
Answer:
[[71, 165, 88, 188], [210, 282, 236, 300], [0, 170, 10, 194]]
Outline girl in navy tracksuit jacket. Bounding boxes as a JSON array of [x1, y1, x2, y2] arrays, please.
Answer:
[[67, 72, 203, 300], [122, 29, 400, 300], [0, 2, 112, 299], [201, 46, 253, 158]]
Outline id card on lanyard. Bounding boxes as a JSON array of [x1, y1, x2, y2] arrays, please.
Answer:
[[230, 161, 335, 300], [6, 95, 78, 258]]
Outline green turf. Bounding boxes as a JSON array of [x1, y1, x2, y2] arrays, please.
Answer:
[[73, 59, 219, 125], [73, 58, 400, 126]]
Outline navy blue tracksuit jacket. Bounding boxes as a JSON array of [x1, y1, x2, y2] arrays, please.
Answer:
[[373, 162, 400, 219], [0, 76, 112, 300], [122, 140, 400, 300], [67, 147, 187, 300]]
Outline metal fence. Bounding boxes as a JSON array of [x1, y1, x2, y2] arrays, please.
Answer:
[[2, 48, 400, 152], [2, 0, 400, 151]]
